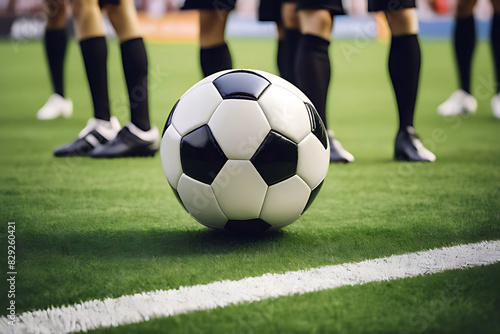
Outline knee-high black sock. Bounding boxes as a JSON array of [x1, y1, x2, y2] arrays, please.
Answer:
[[121, 38, 150, 131], [278, 29, 301, 84], [388, 34, 421, 132], [277, 38, 287, 80], [80, 36, 110, 121], [294, 34, 331, 128], [44, 28, 67, 97], [200, 43, 232, 77], [491, 13, 500, 93], [454, 16, 476, 94]]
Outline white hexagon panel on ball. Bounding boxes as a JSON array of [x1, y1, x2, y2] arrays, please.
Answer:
[[171, 83, 222, 136], [176, 174, 228, 229], [258, 84, 311, 144], [208, 99, 271, 160], [297, 133, 329, 190], [212, 160, 268, 220], [160, 126, 183, 189], [260, 175, 311, 227]]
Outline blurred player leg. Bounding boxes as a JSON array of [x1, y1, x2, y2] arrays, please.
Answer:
[[295, 4, 354, 163], [199, 9, 232, 77], [276, 24, 287, 77], [107, 0, 150, 131], [73, 0, 110, 122], [383, 8, 436, 161], [280, 1, 301, 84], [259, 0, 300, 83], [54, 0, 121, 157], [37, 0, 73, 120], [91, 0, 159, 158], [259, 0, 284, 79], [437, 0, 478, 116], [181, 0, 234, 77], [490, 0, 500, 118]]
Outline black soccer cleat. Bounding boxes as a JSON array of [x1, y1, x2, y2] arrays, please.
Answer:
[[90, 123, 159, 158], [54, 117, 121, 157], [394, 126, 436, 162], [54, 131, 105, 157], [327, 130, 354, 163]]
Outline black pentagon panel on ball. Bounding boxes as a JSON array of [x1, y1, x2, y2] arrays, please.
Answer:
[[180, 125, 228, 184], [305, 103, 328, 149], [302, 181, 324, 213], [162, 99, 180, 136], [250, 131, 298, 186], [212, 70, 271, 100], [224, 218, 272, 234]]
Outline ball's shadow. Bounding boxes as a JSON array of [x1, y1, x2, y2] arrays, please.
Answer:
[[23, 227, 288, 259], [158, 228, 288, 256]]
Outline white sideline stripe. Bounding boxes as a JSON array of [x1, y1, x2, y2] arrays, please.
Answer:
[[1, 240, 499, 334]]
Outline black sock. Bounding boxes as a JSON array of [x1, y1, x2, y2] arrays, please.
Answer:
[[454, 16, 476, 94], [121, 38, 150, 131], [277, 38, 287, 80], [491, 14, 500, 93], [200, 43, 232, 77], [278, 29, 301, 84], [44, 28, 67, 97], [388, 34, 420, 132], [79, 36, 110, 121], [294, 34, 331, 128]]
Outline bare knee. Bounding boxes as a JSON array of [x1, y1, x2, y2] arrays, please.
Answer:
[[107, 1, 141, 42], [297, 9, 332, 40], [45, 0, 66, 29], [456, 0, 477, 18], [282, 2, 299, 29], [385, 8, 419, 36], [70, 0, 95, 22], [199, 10, 228, 47], [69, 0, 103, 40]]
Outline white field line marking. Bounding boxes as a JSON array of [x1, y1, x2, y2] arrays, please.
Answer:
[[1, 240, 499, 334]]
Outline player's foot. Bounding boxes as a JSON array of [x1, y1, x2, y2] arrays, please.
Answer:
[[394, 126, 436, 162], [327, 129, 355, 163], [37, 94, 73, 120], [90, 123, 159, 158], [491, 93, 500, 119], [437, 89, 477, 116], [53, 117, 121, 157]]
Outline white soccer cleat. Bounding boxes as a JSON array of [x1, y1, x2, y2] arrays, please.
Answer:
[[437, 89, 477, 116], [394, 126, 436, 162], [327, 129, 355, 163], [37, 94, 73, 120], [491, 93, 500, 119]]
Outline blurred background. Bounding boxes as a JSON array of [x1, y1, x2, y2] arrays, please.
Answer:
[[0, 0, 494, 41]]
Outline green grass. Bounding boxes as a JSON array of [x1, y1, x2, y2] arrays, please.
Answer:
[[0, 37, 499, 333], [95, 264, 500, 334]]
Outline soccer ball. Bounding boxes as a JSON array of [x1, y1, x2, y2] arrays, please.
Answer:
[[160, 69, 329, 233]]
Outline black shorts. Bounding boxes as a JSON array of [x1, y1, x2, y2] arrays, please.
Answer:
[[258, 0, 283, 23], [181, 0, 237, 11], [295, 0, 345, 15], [99, 0, 120, 8], [294, 0, 415, 14], [367, 0, 416, 12]]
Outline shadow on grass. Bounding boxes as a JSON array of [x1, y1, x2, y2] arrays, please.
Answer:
[[19, 217, 499, 262], [8, 220, 499, 315], [20, 227, 289, 258]]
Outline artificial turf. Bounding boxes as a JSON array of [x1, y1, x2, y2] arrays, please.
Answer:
[[0, 37, 499, 333]]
